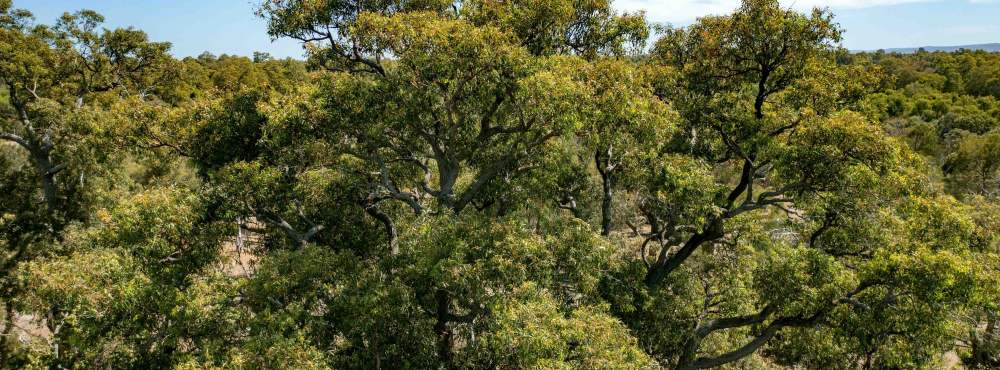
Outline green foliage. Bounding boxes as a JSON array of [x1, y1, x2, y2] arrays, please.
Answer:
[[944, 129, 1000, 196], [466, 283, 655, 369], [2, 1, 999, 369], [850, 40, 1000, 370], [16, 187, 225, 368], [463, 0, 648, 58]]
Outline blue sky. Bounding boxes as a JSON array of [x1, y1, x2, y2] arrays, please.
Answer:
[[14, 0, 1000, 58]]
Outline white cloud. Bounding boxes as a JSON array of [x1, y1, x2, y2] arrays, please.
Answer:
[[615, 0, 738, 24], [615, 0, 938, 24]]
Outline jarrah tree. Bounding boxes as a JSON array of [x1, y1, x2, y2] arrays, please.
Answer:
[[252, 0, 657, 363], [1, 4, 174, 366], [1, 6, 170, 213], [256, 0, 651, 219], [600, 1, 983, 368], [576, 59, 673, 236], [642, 0, 845, 287]]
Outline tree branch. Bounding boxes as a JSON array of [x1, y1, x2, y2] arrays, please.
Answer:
[[680, 280, 880, 370], [0, 132, 29, 149]]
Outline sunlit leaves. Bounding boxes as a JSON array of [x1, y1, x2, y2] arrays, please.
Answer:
[[467, 283, 657, 369], [644, 154, 722, 229]]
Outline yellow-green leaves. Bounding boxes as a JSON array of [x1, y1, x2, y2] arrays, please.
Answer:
[[468, 283, 657, 369], [579, 59, 675, 175], [259, 0, 451, 73], [463, 0, 648, 58], [654, 0, 840, 97], [644, 154, 723, 229], [774, 111, 906, 195], [399, 214, 614, 313], [21, 249, 149, 318], [753, 246, 853, 315]]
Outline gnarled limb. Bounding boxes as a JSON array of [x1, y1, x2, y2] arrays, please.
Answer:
[[0, 132, 29, 148], [253, 209, 324, 249], [678, 280, 880, 370], [596, 147, 616, 236], [363, 198, 399, 256]]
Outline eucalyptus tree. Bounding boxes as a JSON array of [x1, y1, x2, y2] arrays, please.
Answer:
[[250, 0, 661, 365], [641, 0, 846, 286], [576, 60, 673, 235], [591, 0, 992, 368], [945, 129, 1000, 197], [255, 0, 653, 238], [18, 187, 227, 368], [1, 4, 174, 364], [0, 3, 171, 225]]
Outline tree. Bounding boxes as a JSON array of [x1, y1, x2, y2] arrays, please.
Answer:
[[644, 0, 844, 287], [594, 1, 988, 368], [0, 4, 173, 366], [0, 5, 171, 221], [944, 129, 1000, 196], [576, 60, 673, 235], [19, 188, 225, 368], [255, 0, 652, 246]]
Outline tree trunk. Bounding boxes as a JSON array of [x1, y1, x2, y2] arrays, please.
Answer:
[[0, 304, 13, 369], [676, 332, 702, 369], [3, 132, 61, 213], [596, 149, 613, 236], [437, 159, 460, 211], [600, 172, 613, 236], [364, 203, 399, 256], [434, 289, 454, 368], [971, 311, 999, 368], [27, 144, 60, 213], [971, 329, 984, 368], [40, 170, 58, 213]]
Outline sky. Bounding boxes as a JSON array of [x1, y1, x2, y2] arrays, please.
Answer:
[[13, 0, 1000, 59]]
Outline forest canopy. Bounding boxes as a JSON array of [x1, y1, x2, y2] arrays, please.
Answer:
[[1, 0, 999, 368]]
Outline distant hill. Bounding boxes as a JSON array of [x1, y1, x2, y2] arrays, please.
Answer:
[[871, 43, 1000, 54]]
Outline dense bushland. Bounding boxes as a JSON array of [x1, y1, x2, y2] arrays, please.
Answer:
[[1, 0, 998, 368]]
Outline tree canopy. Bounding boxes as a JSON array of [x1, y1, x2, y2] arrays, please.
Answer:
[[1, 0, 998, 369]]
